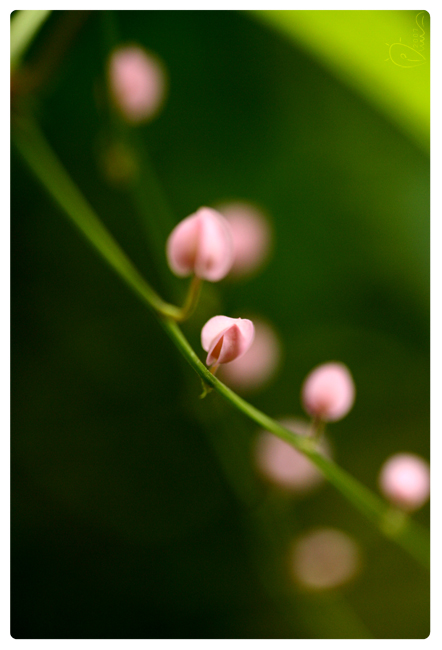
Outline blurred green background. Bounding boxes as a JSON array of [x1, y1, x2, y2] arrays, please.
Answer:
[[11, 10, 429, 639]]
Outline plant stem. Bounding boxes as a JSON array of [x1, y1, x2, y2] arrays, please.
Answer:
[[173, 275, 202, 322], [99, 8, 179, 301], [163, 317, 430, 567], [12, 117, 430, 570], [12, 117, 182, 321], [310, 416, 325, 440]]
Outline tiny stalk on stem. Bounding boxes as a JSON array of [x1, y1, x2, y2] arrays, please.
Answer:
[[172, 275, 202, 322], [152, 274, 202, 322], [12, 116, 430, 571], [310, 416, 325, 441]]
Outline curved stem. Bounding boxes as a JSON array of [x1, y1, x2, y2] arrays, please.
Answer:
[[12, 117, 430, 570], [166, 317, 430, 569], [12, 117, 182, 321]]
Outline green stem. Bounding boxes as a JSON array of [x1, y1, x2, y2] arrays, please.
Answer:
[[12, 117, 181, 321], [12, 117, 430, 570], [310, 416, 325, 440], [100, 9, 179, 301], [173, 276, 202, 322]]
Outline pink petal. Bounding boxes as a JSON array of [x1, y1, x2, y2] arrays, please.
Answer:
[[302, 362, 355, 422], [201, 316, 255, 366], [108, 46, 166, 123], [194, 208, 234, 281], [255, 419, 331, 492], [201, 316, 235, 352], [379, 453, 430, 511], [208, 324, 242, 365], [220, 319, 280, 390], [166, 213, 201, 277], [166, 208, 234, 282], [291, 528, 361, 590], [217, 202, 272, 276]]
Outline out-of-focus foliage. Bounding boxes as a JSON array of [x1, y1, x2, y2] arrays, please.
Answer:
[[255, 10, 430, 153], [10, 10, 51, 69], [11, 10, 429, 639]]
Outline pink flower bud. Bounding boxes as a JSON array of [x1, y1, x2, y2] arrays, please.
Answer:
[[378, 453, 430, 511], [108, 46, 166, 123], [291, 528, 362, 590], [302, 362, 355, 422], [201, 316, 255, 367], [216, 202, 272, 277], [255, 419, 331, 493], [166, 207, 234, 282], [219, 319, 281, 391]]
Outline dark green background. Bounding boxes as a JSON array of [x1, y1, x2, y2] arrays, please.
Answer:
[[11, 10, 429, 639]]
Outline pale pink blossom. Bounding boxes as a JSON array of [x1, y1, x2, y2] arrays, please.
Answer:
[[255, 419, 331, 492], [291, 528, 361, 590], [108, 46, 166, 123], [166, 208, 234, 281], [201, 316, 254, 367], [302, 362, 355, 422], [216, 202, 272, 277], [219, 319, 280, 391], [378, 453, 430, 511]]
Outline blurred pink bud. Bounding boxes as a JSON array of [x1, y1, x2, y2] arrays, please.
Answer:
[[378, 453, 430, 511], [201, 316, 255, 367], [291, 528, 362, 590], [255, 419, 331, 493], [302, 362, 355, 422], [108, 46, 166, 123], [216, 202, 272, 277], [220, 319, 281, 391], [166, 207, 234, 282]]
